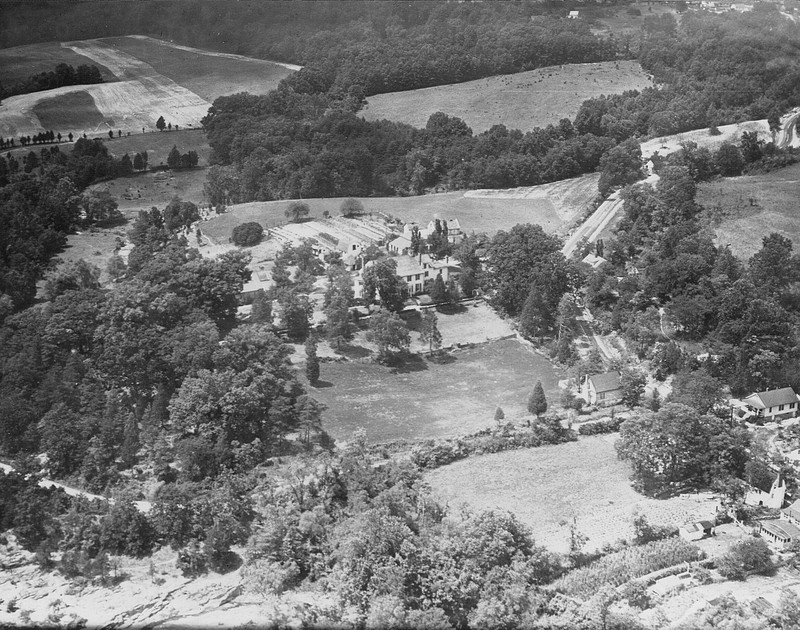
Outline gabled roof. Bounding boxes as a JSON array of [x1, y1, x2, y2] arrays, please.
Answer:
[[588, 371, 622, 394], [783, 499, 800, 521], [388, 235, 412, 249], [761, 519, 800, 540], [744, 387, 798, 409]]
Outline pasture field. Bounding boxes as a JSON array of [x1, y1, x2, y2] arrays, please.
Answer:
[[102, 129, 212, 167], [101, 36, 296, 102], [360, 60, 652, 134], [587, 2, 679, 38], [698, 162, 800, 259], [312, 338, 563, 445], [0, 42, 117, 84], [426, 434, 721, 553], [199, 178, 596, 244]]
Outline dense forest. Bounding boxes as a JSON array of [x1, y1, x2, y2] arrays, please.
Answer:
[[201, 7, 800, 203]]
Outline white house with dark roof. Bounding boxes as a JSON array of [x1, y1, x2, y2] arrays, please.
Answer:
[[354, 254, 459, 300], [745, 473, 786, 509], [580, 371, 623, 407], [742, 387, 800, 421]]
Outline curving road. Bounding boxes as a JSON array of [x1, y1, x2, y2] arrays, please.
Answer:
[[777, 109, 800, 149]]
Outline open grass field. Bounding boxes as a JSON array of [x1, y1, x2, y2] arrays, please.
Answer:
[[101, 36, 296, 102], [360, 60, 652, 134], [426, 434, 721, 553], [312, 338, 563, 445], [587, 2, 679, 38], [698, 162, 800, 259], [640, 119, 771, 160], [200, 179, 589, 245], [103, 129, 212, 167], [0, 42, 117, 85]]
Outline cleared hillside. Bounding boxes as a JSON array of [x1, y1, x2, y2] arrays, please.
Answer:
[[361, 60, 652, 133]]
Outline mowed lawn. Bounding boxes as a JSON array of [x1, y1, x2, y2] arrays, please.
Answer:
[[361, 60, 652, 134], [426, 434, 721, 554], [0, 42, 117, 84], [698, 162, 800, 259], [313, 338, 563, 444], [202, 191, 564, 244], [101, 36, 295, 102]]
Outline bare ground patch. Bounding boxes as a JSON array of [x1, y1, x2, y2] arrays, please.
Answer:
[[361, 60, 652, 134]]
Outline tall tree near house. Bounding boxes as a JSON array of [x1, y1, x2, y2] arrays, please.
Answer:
[[429, 274, 448, 303], [156, 116, 166, 132], [620, 368, 647, 408], [305, 337, 320, 385], [410, 225, 422, 256], [362, 258, 406, 312], [366, 309, 410, 363], [528, 380, 547, 421], [419, 309, 442, 356]]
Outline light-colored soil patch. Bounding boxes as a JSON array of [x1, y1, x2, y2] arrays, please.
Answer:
[[0, 41, 117, 85], [312, 338, 563, 444], [698, 162, 800, 259], [361, 60, 652, 134], [202, 191, 566, 243], [426, 434, 721, 554], [31, 90, 106, 131], [640, 119, 771, 160], [101, 36, 297, 102]]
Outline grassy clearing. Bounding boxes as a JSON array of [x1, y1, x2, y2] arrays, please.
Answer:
[[31, 90, 106, 131], [102, 129, 212, 167], [587, 2, 679, 38], [426, 434, 720, 553], [312, 338, 563, 445], [98, 169, 209, 213], [201, 189, 567, 244], [0, 42, 117, 84], [101, 36, 294, 102], [698, 162, 800, 259], [361, 60, 652, 134]]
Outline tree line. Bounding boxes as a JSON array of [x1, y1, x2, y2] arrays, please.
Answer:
[[202, 8, 800, 205], [0, 62, 103, 103]]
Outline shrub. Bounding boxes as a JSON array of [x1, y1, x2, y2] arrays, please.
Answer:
[[176, 539, 208, 577], [578, 417, 624, 435], [231, 222, 264, 246], [99, 500, 155, 557], [717, 537, 774, 580]]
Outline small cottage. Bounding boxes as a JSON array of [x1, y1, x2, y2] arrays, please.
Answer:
[[679, 520, 716, 542], [580, 371, 623, 407], [742, 387, 799, 421]]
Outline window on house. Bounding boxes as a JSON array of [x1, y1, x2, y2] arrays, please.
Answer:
[[415, 274, 420, 280], [780, 404, 785, 411], [598, 392, 605, 400], [791, 403, 796, 409]]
